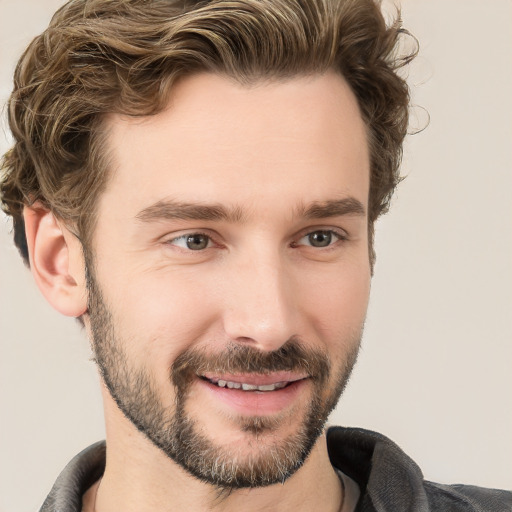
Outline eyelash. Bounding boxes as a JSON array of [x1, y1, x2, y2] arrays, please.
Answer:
[[166, 232, 215, 251], [292, 229, 347, 249], [165, 228, 348, 252]]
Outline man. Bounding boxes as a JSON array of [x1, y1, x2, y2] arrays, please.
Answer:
[[0, 0, 510, 511]]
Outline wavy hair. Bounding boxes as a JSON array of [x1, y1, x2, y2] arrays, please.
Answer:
[[0, 0, 416, 265]]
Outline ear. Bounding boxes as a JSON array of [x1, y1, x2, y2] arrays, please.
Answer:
[[23, 204, 87, 317]]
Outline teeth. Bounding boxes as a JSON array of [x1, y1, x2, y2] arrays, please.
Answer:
[[209, 378, 288, 392], [258, 384, 279, 391]]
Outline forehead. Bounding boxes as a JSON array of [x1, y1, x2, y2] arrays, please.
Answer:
[[100, 72, 369, 218]]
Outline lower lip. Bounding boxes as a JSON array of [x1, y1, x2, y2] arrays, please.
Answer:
[[198, 378, 309, 416]]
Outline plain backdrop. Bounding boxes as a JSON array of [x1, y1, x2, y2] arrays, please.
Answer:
[[1, 1, 511, 511]]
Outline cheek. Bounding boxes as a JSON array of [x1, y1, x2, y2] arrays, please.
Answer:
[[101, 269, 222, 369], [299, 262, 370, 346]]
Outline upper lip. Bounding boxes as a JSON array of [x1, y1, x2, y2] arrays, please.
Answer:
[[199, 372, 309, 386]]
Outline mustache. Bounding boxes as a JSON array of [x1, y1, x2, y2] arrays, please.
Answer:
[[171, 338, 331, 388]]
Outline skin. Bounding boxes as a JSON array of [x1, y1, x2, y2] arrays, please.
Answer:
[[25, 71, 371, 511]]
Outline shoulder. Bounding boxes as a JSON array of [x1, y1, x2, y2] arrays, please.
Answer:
[[424, 481, 512, 512], [326, 427, 512, 512]]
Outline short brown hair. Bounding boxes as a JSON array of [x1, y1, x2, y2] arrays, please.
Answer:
[[0, 0, 416, 266]]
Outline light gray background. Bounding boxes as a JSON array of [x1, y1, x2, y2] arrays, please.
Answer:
[[1, 1, 511, 511]]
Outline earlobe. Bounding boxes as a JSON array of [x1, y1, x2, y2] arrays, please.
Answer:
[[23, 204, 87, 317]]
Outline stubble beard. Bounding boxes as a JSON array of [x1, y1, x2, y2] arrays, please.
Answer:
[[85, 261, 361, 490]]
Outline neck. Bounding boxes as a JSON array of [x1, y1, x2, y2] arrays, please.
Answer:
[[90, 400, 342, 512]]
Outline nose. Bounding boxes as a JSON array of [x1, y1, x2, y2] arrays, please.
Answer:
[[220, 250, 298, 352]]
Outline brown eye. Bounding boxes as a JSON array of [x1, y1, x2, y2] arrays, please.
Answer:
[[186, 234, 210, 250], [307, 230, 333, 247]]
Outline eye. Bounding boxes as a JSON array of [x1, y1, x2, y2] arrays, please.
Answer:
[[168, 233, 212, 251], [296, 230, 344, 248]]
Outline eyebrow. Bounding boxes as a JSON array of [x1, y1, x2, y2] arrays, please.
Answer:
[[135, 196, 365, 224], [136, 200, 246, 223], [297, 197, 366, 219]]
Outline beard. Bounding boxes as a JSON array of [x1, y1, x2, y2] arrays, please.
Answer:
[[85, 260, 361, 490]]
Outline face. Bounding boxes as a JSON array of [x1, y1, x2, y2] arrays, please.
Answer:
[[85, 72, 371, 489]]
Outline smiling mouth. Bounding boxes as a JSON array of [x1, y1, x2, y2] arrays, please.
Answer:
[[201, 377, 288, 391], [199, 374, 308, 392]]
